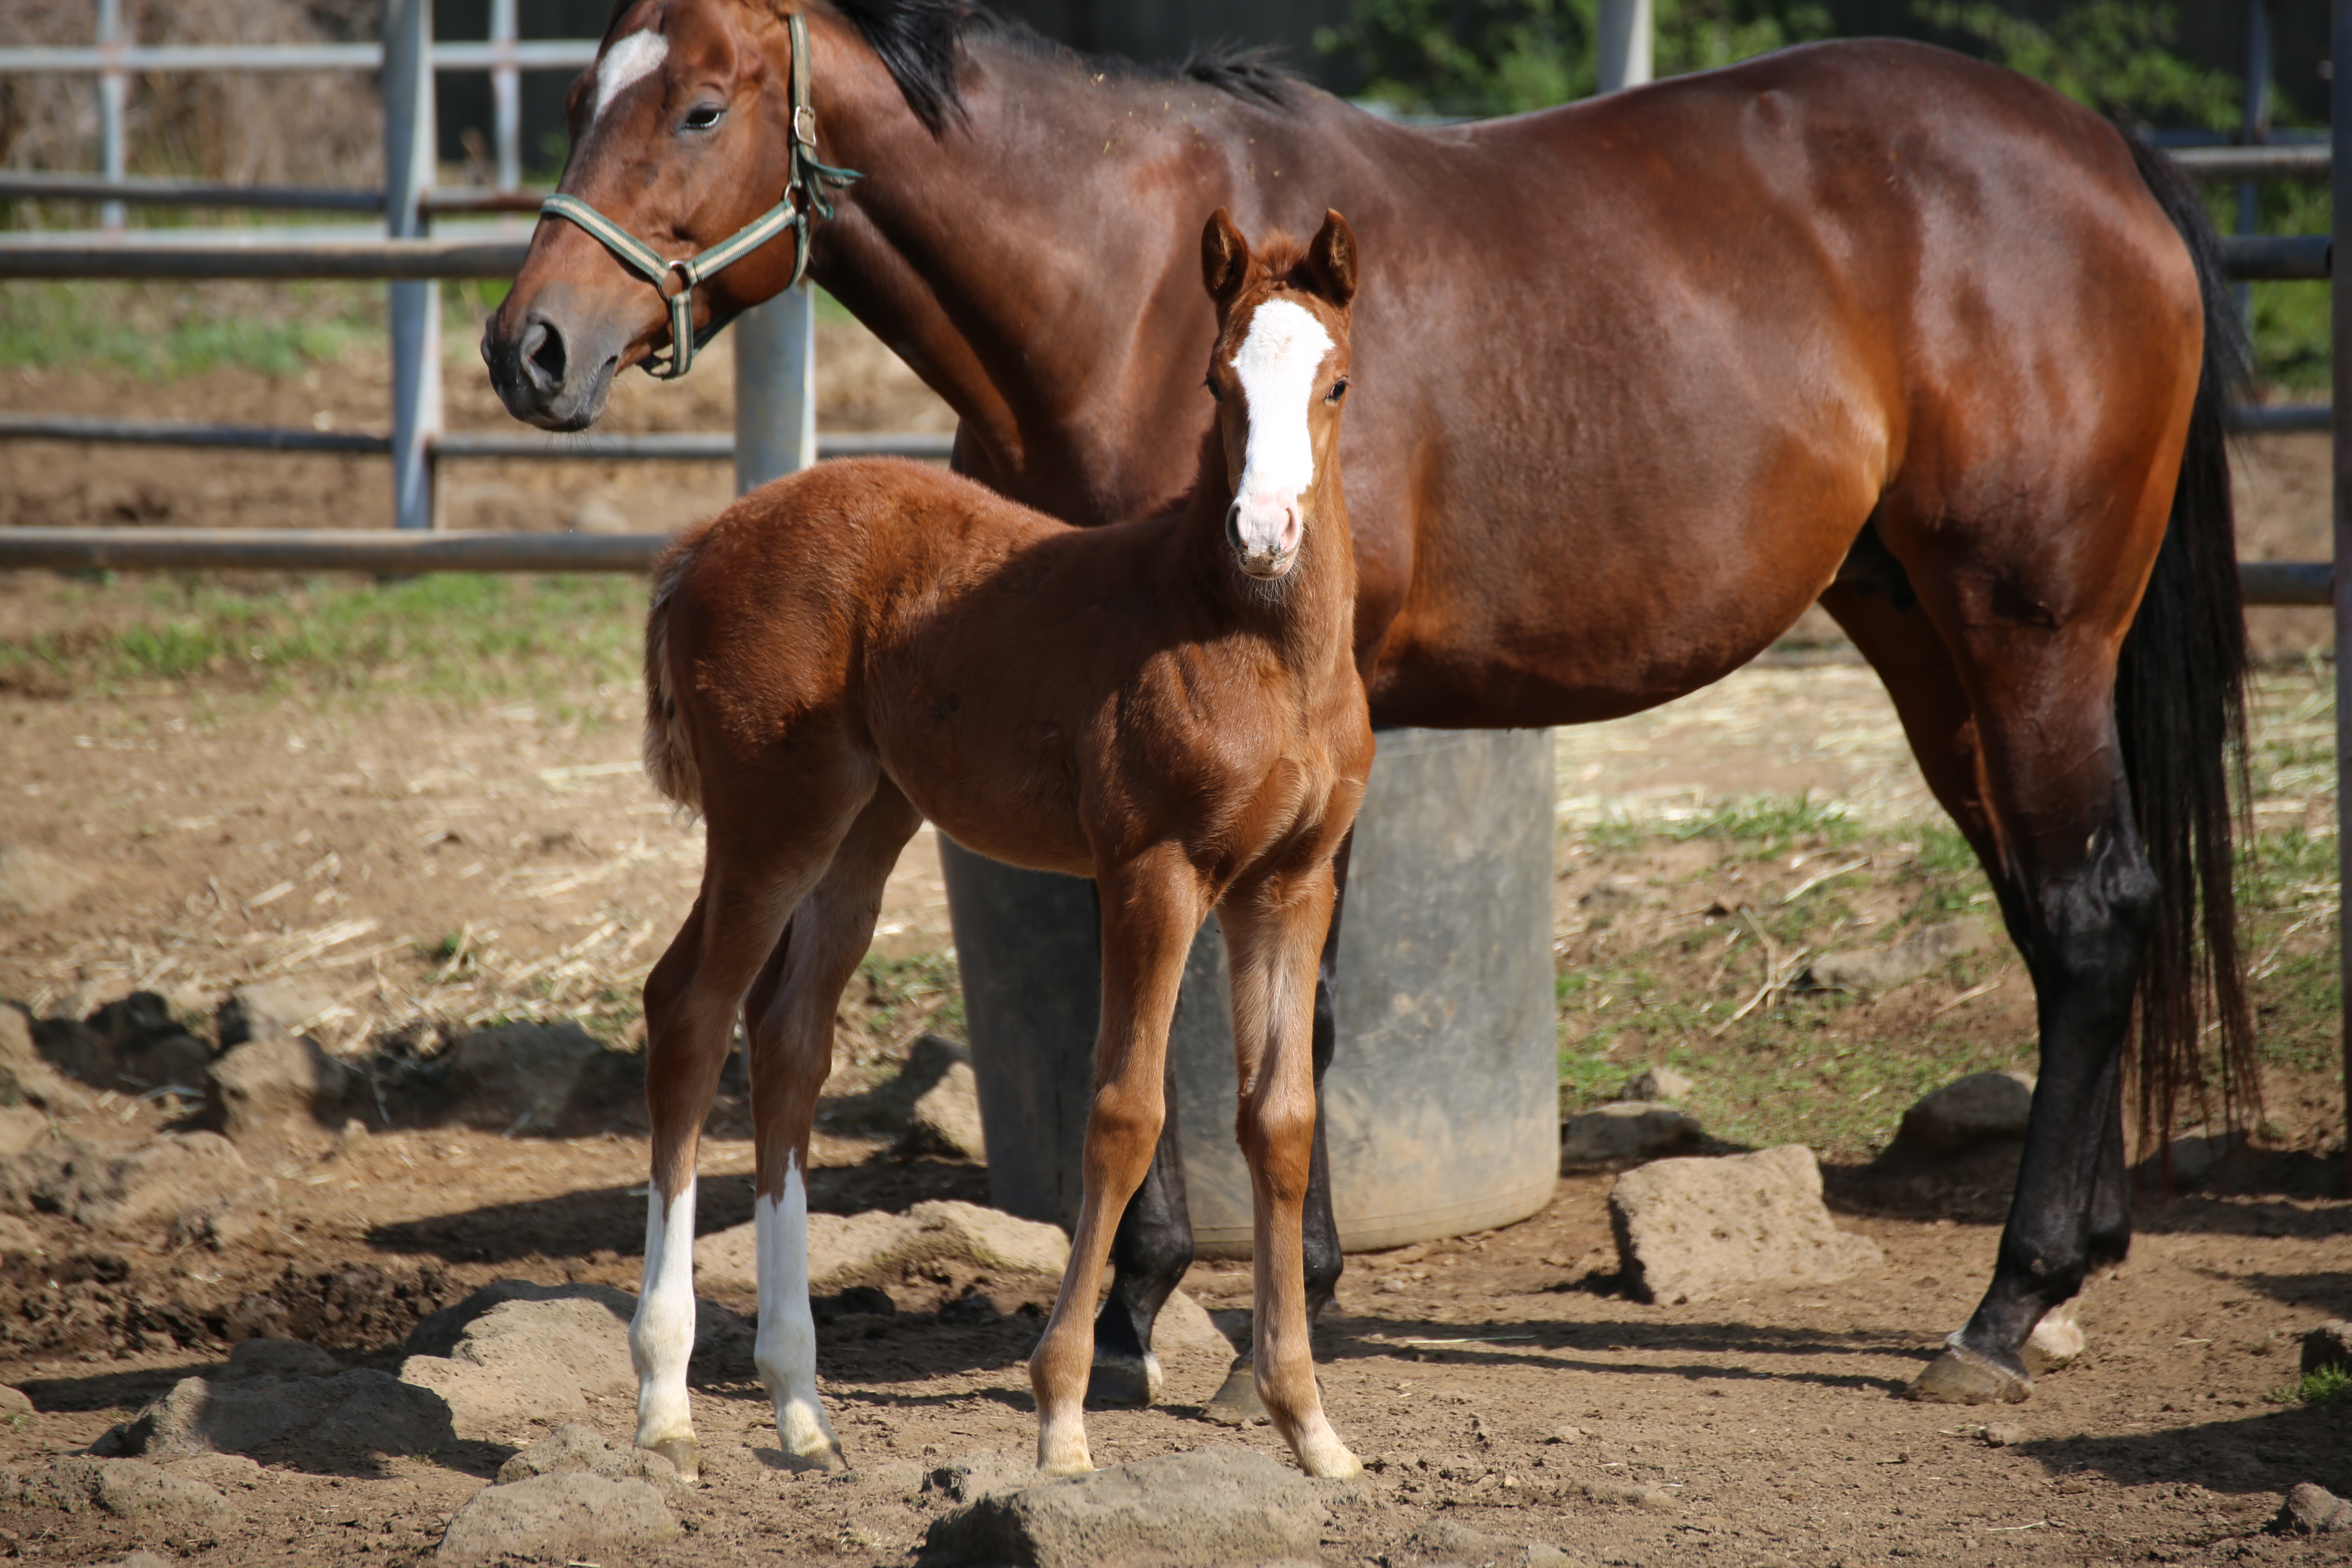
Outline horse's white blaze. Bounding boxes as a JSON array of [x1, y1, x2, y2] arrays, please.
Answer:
[[630, 1175, 698, 1450], [1228, 297, 1334, 567], [755, 1154, 839, 1459], [594, 30, 668, 122]]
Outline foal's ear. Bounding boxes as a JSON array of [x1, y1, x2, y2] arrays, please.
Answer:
[[1304, 209, 1358, 309], [1201, 208, 1250, 305]]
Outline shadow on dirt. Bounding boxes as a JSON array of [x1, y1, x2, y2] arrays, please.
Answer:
[[363, 1156, 990, 1264], [2012, 1402, 2352, 1498], [1314, 1312, 1927, 1394]]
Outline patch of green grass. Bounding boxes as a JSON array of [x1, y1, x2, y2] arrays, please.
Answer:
[[1664, 794, 1864, 856], [0, 573, 644, 708], [0, 279, 383, 379], [853, 950, 966, 1050], [2272, 1364, 2352, 1409]]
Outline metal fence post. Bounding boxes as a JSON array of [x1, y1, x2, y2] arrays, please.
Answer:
[[733, 285, 817, 494], [1596, 0, 1653, 94], [490, 0, 521, 191], [384, 0, 441, 531], [2334, 0, 2352, 1187], [95, 0, 125, 231]]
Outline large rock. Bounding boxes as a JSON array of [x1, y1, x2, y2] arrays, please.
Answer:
[[1560, 1102, 1703, 1168], [0, 1132, 261, 1237], [1, 1456, 230, 1519], [922, 1448, 1330, 1568], [101, 1370, 455, 1460], [401, 1279, 746, 1440], [2278, 1483, 2352, 1535], [1807, 918, 1989, 994], [437, 1472, 678, 1564], [697, 1199, 1070, 1296], [901, 1059, 987, 1160], [209, 1033, 355, 1142], [1889, 1071, 2035, 1156], [0, 844, 94, 919], [1609, 1144, 1884, 1305], [494, 1423, 683, 1491], [445, 1021, 605, 1133]]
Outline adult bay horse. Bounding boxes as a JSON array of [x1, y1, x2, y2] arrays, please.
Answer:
[[483, 0, 2254, 1419], [634, 209, 1370, 1477]]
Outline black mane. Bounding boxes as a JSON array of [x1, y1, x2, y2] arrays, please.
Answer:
[[829, 0, 1296, 135]]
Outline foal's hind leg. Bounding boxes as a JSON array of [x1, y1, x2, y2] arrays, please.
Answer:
[[632, 772, 874, 1478], [740, 781, 922, 1470]]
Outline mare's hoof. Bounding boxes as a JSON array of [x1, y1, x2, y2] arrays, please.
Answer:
[[1203, 1358, 1269, 1428], [787, 1438, 849, 1473], [1905, 1341, 2032, 1405], [646, 1437, 701, 1484], [1087, 1349, 1164, 1409]]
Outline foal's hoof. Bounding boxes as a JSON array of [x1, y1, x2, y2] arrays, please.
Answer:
[[645, 1437, 701, 1484], [1087, 1348, 1165, 1409], [1905, 1341, 2032, 1405], [1203, 1357, 1269, 1428]]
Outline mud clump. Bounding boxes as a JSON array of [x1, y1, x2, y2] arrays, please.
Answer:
[[223, 1261, 463, 1351]]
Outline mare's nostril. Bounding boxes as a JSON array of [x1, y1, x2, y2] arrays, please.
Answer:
[[523, 317, 568, 389], [1225, 502, 1246, 553]]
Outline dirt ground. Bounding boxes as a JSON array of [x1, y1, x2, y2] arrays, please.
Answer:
[[0, 336, 2348, 1566]]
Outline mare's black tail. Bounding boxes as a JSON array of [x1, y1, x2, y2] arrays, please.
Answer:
[[2116, 136, 2258, 1147]]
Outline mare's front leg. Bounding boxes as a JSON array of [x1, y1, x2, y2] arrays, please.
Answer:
[[1222, 866, 1360, 1477], [742, 783, 922, 1470], [1031, 849, 1206, 1475]]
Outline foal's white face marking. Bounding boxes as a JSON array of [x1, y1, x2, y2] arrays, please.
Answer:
[[594, 30, 668, 122], [1228, 296, 1336, 578]]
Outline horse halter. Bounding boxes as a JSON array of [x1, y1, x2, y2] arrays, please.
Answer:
[[537, 11, 861, 380]]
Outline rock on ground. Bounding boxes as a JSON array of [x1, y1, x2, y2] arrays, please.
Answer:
[[2, 1456, 232, 1519], [900, 1058, 987, 1160], [2279, 1482, 2352, 1534], [445, 1020, 604, 1133], [923, 1448, 1331, 1568], [217, 1337, 340, 1382], [1156, 1287, 1239, 1361], [0, 1103, 46, 1156], [697, 1198, 1070, 1295], [100, 1369, 454, 1460], [0, 1132, 261, 1237], [0, 1382, 32, 1415], [2304, 1320, 2352, 1377], [436, 1472, 678, 1564], [215, 980, 338, 1051], [1419, 1517, 1586, 1566], [0, 1004, 88, 1114], [1888, 1070, 2035, 1156], [209, 1033, 356, 1143], [494, 1423, 683, 1492], [0, 843, 94, 918], [1609, 1144, 1884, 1305], [1616, 1066, 1694, 1104], [166, 1174, 280, 1251], [1806, 918, 1988, 993], [401, 1279, 748, 1440], [1560, 1102, 1703, 1168]]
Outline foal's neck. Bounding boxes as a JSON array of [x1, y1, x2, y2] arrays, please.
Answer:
[[1176, 437, 1356, 673]]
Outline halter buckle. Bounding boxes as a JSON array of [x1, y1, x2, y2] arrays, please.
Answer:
[[793, 104, 819, 149]]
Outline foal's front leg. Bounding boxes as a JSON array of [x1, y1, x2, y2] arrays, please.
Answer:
[[1222, 871, 1360, 1479], [1031, 851, 1205, 1475]]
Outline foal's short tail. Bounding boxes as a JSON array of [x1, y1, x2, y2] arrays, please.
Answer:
[[642, 535, 705, 816], [2116, 135, 2258, 1147]]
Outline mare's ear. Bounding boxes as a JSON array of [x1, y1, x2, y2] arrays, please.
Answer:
[[1304, 209, 1357, 309], [1201, 208, 1250, 305]]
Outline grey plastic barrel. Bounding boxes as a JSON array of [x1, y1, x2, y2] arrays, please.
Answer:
[[941, 726, 1557, 1257]]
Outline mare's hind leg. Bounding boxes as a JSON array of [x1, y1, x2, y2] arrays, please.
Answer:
[[1826, 507, 2159, 1405], [740, 780, 923, 1470], [632, 763, 878, 1479], [1220, 864, 1359, 1478], [1031, 848, 1206, 1475]]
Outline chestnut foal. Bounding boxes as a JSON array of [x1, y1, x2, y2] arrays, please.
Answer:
[[631, 209, 1370, 1481]]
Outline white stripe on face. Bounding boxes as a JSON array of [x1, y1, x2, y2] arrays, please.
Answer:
[[594, 30, 668, 122], [1227, 297, 1334, 570]]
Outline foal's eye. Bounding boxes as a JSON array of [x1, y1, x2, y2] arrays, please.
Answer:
[[1205, 377, 1222, 403], [682, 103, 724, 132], [1325, 376, 1349, 403]]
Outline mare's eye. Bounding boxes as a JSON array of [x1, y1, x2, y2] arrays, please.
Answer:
[[1205, 377, 1222, 403], [682, 103, 724, 132], [1325, 376, 1349, 403]]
